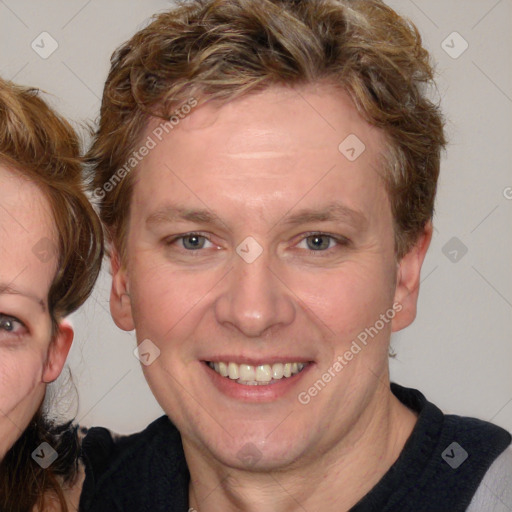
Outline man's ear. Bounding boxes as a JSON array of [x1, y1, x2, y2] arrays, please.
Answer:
[[391, 222, 433, 332], [43, 320, 74, 383], [110, 245, 135, 331]]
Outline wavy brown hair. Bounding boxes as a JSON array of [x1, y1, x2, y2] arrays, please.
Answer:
[[0, 77, 104, 511], [87, 0, 445, 261]]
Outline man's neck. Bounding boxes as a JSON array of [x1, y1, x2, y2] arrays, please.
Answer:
[[186, 382, 418, 512]]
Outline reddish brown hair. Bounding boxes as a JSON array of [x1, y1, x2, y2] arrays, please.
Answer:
[[0, 77, 103, 511], [87, 0, 445, 259]]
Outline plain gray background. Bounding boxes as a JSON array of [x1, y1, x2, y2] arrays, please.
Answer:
[[0, 0, 510, 434]]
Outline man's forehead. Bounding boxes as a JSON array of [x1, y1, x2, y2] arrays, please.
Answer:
[[134, 85, 390, 222]]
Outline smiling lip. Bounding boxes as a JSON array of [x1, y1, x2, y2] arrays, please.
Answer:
[[202, 359, 313, 402]]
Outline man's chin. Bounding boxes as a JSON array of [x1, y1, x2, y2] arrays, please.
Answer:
[[200, 438, 306, 473]]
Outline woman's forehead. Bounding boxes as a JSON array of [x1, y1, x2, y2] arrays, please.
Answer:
[[0, 165, 58, 303]]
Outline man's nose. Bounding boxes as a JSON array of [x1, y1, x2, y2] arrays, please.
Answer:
[[213, 253, 296, 338]]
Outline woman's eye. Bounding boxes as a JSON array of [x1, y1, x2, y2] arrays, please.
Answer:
[[298, 234, 341, 251], [0, 314, 26, 336]]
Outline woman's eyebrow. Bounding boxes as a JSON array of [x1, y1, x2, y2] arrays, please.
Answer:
[[0, 282, 46, 312]]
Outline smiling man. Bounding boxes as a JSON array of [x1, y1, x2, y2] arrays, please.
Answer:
[[80, 1, 511, 511]]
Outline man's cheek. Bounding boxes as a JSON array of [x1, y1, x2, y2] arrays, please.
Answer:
[[131, 285, 199, 343], [132, 269, 217, 320], [297, 273, 376, 324]]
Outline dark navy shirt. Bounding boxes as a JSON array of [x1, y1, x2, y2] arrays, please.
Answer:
[[79, 384, 511, 511]]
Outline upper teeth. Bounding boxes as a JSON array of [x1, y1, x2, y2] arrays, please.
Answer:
[[208, 361, 306, 383]]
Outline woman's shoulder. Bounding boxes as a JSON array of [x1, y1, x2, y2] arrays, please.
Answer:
[[61, 458, 86, 512], [32, 459, 85, 512]]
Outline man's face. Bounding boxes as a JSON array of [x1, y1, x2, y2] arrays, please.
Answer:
[[113, 85, 421, 470]]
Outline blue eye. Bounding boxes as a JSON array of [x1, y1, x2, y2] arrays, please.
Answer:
[[165, 233, 217, 251], [304, 235, 334, 251], [182, 234, 206, 250], [297, 234, 344, 251]]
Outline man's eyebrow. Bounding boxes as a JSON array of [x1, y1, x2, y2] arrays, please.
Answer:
[[145, 204, 224, 229], [0, 283, 46, 312], [146, 203, 367, 231], [281, 202, 368, 229]]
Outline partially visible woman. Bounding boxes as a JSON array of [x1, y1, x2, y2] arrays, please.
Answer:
[[0, 78, 103, 511]]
